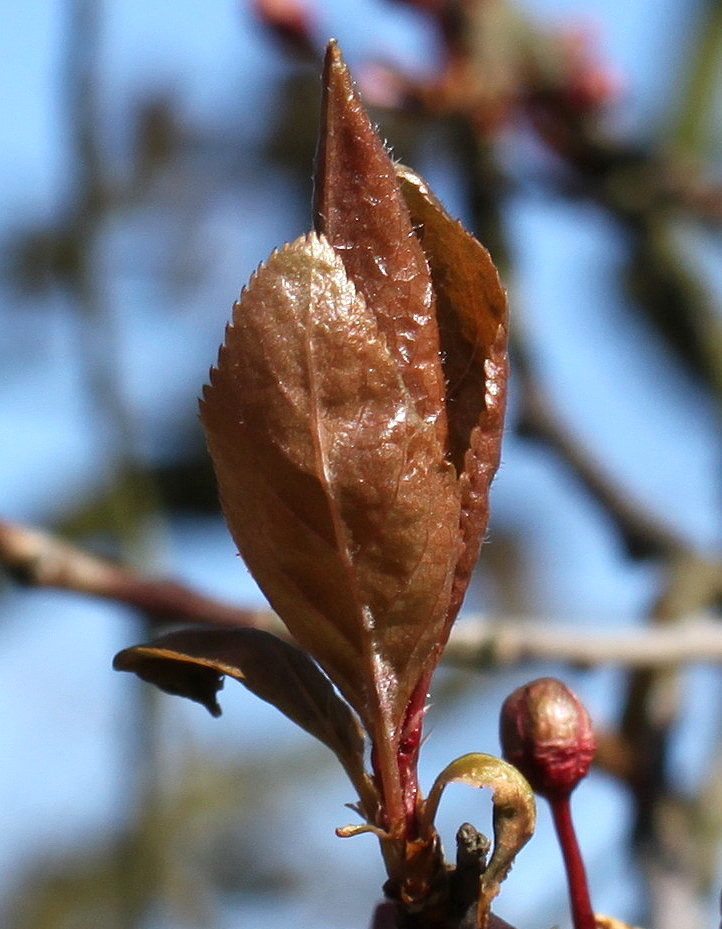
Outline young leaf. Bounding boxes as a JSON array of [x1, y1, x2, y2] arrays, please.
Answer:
[[199, 232, 462, 750], [113, 626, 375, 809], [420, 753, 535, 929], [395, 164, 509, 625], [314, 40, 448, 445]]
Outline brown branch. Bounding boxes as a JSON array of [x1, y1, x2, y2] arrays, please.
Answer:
[[2, 520, 721, 669], [0, 519, 277, 632]]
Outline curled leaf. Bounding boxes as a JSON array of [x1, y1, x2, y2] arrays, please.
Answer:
[[394, 164, 506, 471], [420, 753, 535, 929], [199, 232, 461, 746], [113, 626, 375, 809], [395, 164, 509, 626], [336, 821, 389, 840]]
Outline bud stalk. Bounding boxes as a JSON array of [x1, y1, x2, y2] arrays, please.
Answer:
[[500, 678, 597, 929]]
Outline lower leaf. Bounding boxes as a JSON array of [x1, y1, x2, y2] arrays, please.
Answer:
[[113, 627, 377, 814]]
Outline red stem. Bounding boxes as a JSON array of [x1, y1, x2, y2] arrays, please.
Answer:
[[368, 901, 396, 929], [398, 672, 434, 835], [549, 792, 596, 929]]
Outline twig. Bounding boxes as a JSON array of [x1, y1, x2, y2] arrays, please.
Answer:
[[0, 520, 273, 631], [444, 613, 722, 669], [2, 520, 720, 668]]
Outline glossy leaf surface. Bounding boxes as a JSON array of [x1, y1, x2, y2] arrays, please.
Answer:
[[314, 40, 448, 446], [199, 232, 461, 741], [395, 164, 508, 625], [113, 626, 374, 805]]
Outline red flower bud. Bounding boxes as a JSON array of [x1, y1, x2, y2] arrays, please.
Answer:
[[499, 677, 596, 799]]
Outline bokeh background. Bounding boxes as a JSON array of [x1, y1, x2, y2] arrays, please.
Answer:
[[1, 1, 720, 928]]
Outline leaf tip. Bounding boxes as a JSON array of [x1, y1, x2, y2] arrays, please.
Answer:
[[314, 38, 364, 236], [322, 39, 350, 101], [113, 645, 225, 718], [324, 37, 342, 68]]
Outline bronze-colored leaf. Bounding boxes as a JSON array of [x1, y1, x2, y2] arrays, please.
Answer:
[[395, 164, 509, 623], [394, 164, 507, 473], [314, 40, 448, 446], [420, 753, 535, 929], [113, 627, 376, 809], [199, 232, 461, 749]]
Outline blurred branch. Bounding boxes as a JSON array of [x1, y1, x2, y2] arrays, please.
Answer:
[[669, 0, 722, 159], [2, 519, 720, 668], [603, 549, 722, 929], [513, 342, 689, 561], [58, 4, 177, 929], [445, 612, 722, 669], [0, 520, 268, 631], [62, 0, 163, 552], [371, 0, 722, 396]]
